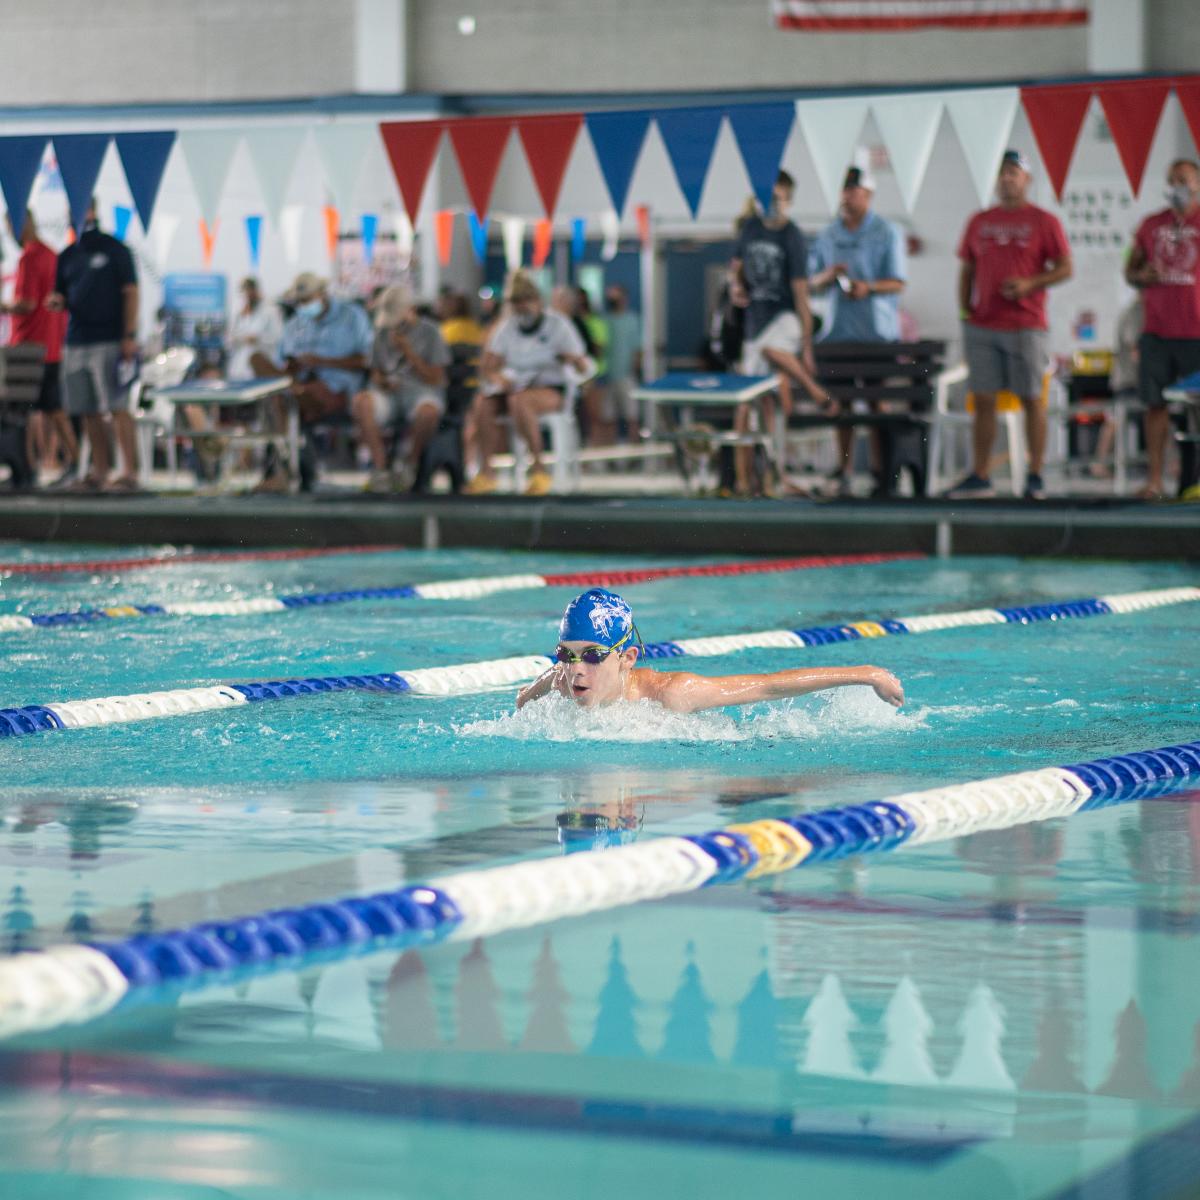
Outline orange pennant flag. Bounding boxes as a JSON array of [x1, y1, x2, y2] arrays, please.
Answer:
[[198, 218, 219, 268], [532, 218, 554, 268], [434, 210, 456, 267], [635, 204, 651, 247], [323, 205, 340, 261]]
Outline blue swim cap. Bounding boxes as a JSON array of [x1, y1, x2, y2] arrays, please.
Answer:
[[558, 588, 634, 647]]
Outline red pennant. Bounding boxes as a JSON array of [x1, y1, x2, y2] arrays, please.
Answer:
[[322, 205, 340, 261], [635, 204, 652, 247], [516, 113, 583, 218], [434, 210, 455, 267], [445, 116, 513, 219], [1021, 84, 1092, 201], [379, 120, 445, 224], [1097, 80, 1171, 196], [1174, 77, 1200, 159], [532, 218, 553, 268], [198, 217, 218, 268]]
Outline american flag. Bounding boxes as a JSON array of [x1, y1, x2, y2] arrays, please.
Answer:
[[772, 0, 1088, 30]]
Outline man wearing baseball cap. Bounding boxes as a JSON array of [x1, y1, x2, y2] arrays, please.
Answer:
[[948, 150, 1072, 499]]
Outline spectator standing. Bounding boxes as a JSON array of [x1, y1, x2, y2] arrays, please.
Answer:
[[949, 150, 1072, 499], [49, 198, 139, 492], [2, 209, 75, 484], [809, 164, 907, 495], [351, 283, 448, 493], [227, 276, 282, 379], [592, 283, 642, 446], [1124, 159, 1200, 499], [250, 272, 372, 492]]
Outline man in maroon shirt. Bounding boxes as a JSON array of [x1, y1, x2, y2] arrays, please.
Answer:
[[948, 150, 1072, 499], [1125, 159, 1200, 499], [1, 209, 75, 484]]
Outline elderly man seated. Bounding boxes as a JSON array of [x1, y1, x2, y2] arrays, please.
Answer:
[[250, 272, 372, 492], [351, 283, 449, 493]]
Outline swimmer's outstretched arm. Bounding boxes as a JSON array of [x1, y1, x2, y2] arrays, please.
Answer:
[[648, 665, 903, 713]]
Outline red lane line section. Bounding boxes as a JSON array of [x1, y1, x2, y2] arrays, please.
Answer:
[[0, 544, 405, 577], [541, 552, 925, 588]]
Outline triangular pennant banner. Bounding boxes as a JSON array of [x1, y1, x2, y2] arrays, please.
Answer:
[[242, 126, 306, 226], [571, 216, 586, 262], [198, 218, 218, 269], [113, 204, 134, 243], [945, 88, 1021, 206], [434, 210, 455, 267], [532, 218, 553, 268], [0, 136, 48, 238], [361, 212, 378, 264], [279, 205, 303, 267], [1021, 84, 1092, 201], [312, 123, 378, 215], [871, 93, 944, 212], [726, 102, 795, 213], [468, 211, 489, 264], [392, 210, 414, 266], [599, 210, 620, 261], [502, 217, 524, 271], [1175, 78, 1200, 162], [323, 205, 340, 261], [1097, 80, 1172, 197], [178, 129, 239, 225], [585, 111, 652, 217], [153, 212, 179, 267], [114, 131, 175, 232], [379, 120, 444, 224], [53, 134, 111, 232], [655, 106, 724, 216], [516, 113, 583, 218], [245, 214, 263, 268], [795, 97, 870, 210], [445, 117, 513, 219], [635, 204, 652, 247]]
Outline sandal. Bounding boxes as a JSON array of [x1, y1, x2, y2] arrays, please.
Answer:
[[1135, 485, 1165, 501], [103, 476, 143, 495], [65, 475, 104, 494]]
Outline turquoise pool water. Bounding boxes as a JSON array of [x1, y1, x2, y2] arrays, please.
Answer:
[[0, 545, 1198, 1198]]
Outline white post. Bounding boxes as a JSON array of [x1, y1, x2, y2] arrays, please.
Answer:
[[639, 212, 659, 380], [1087, 0, 1145, 73], [355, 0, 407, 94]]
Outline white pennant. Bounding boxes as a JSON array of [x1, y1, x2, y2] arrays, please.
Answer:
[[177, 129, 240, 225], [795, 96, 870, 211], [945, 88, 1021, 207], [311, 123, 378, 216], [392, 210, 413, 267], [152, 212, 180, 270], [502, 217, 524, 271], [871, 93, 946, 213], [242, 125, 307, 227], [279, 204, 304, 267], [599, 210, 620, 261]]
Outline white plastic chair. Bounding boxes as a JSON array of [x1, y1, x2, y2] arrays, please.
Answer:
[[510, 356, 594, 494]]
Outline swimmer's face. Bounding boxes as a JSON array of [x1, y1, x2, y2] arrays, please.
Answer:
[[559, 641, 636, 707]]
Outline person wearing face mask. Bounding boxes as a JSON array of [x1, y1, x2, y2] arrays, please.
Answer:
[[464, 271, 588, 496], [809, 163, 908, 496], [728, 170, 828, 496], [250, 272, 372, 492], [1125, 159, 1200, 499], [947, 150, 1072, 500]]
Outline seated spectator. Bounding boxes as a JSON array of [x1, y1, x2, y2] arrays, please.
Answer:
[[249, 272, 371, 492], [227, 276, 282, 380], [439, 291, 485, 348], [351, 283, 448, 493], [464, 271, 587, 496]]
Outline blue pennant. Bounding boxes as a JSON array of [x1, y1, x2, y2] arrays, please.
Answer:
[[726, 103, 795, 213], [244, 214, 263, 268], [114, 131, 176, 232], [585, 111, 651, 216], [53, 134, 111, 232], [0, 137, 48, 238], [655, 106, 724, 216], [468, 211, 489, 264], [360, 213, 378, 264], [113, 205, 134, 242]]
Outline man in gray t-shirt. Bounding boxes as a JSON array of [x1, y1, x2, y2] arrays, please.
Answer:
[[351, 284, 448, 492]]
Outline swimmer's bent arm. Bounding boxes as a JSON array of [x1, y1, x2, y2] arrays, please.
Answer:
[[516, 665, 561, 709], [651, 665, 904, 713]]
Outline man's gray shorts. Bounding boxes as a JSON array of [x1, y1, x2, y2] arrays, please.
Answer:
[[963, 323, 1048, 398], [62, 342, 126, 416]]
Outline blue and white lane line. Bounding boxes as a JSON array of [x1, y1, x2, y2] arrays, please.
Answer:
[[0, 736, 1196, 1040], [0, 587, 1196, 740]]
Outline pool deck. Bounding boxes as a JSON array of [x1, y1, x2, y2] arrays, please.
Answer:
[[0, 491, 1196, 559]]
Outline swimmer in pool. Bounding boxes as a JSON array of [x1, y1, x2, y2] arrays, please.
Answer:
[[516, 588, 904, 713]]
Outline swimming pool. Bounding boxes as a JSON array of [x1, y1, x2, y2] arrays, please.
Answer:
[[1, 544, 1198, 1198]]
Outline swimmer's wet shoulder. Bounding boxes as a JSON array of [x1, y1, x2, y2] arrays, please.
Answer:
[[515, 589, 904, 714]]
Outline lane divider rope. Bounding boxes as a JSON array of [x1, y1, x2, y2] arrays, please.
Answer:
[[0, 552, 923, 630], [1, 587, 1197, 740], [0, 545, 405, 578], [1, 736, 1195, 1040]]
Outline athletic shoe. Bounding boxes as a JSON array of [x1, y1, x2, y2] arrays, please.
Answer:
[[943, 473, 994, 499], [364, 470, 395, 494], [1023, 472, 1046, 500], [462, 474, 497, 496], [524, 469, 553, 497]]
